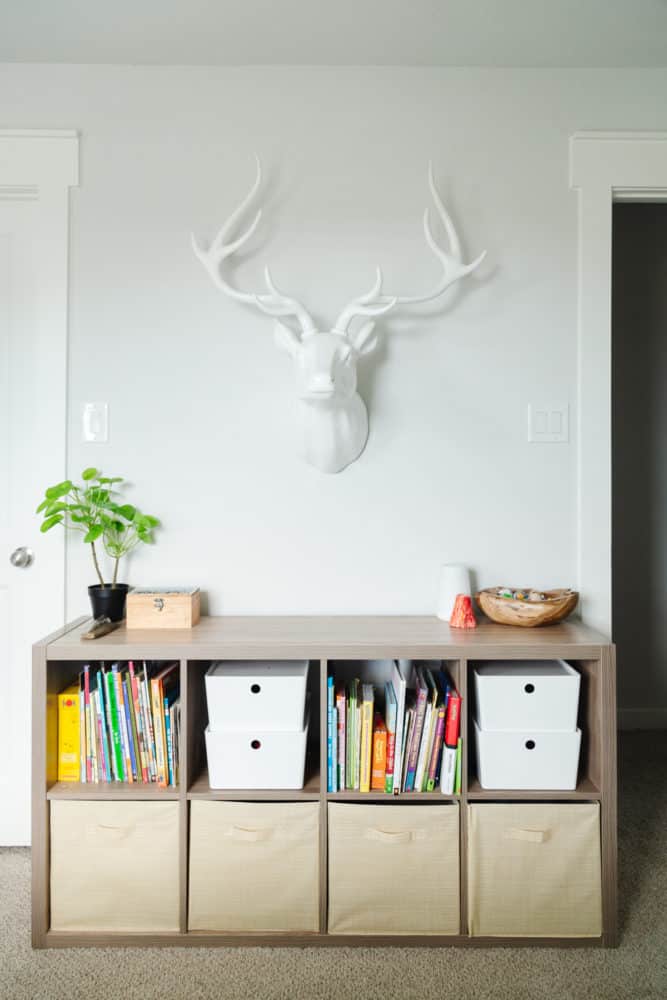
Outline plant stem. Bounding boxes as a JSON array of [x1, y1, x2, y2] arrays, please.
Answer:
[[90, 541, 105, 588], [112, 556, 120, 589]]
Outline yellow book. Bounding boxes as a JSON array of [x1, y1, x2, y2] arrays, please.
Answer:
[[57, 684, 80, 782], [359, 683, 374, 793]]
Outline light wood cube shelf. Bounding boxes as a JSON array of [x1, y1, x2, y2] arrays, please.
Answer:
[[33, 615, 617, 948]]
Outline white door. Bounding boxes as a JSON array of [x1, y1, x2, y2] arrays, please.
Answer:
[[0, 131, 78, 844]]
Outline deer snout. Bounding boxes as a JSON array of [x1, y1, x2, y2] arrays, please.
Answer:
[[308, 374, 336, 395]]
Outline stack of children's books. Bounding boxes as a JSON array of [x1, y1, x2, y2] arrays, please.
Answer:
[[57, 661, 180, 787], [327, 662, 461, 794]]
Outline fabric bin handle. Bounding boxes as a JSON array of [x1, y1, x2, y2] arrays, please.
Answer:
[[90, 824, 133, 841], [226, 825, 274, 843], [364, 827, 423, 845], [504, 827, 547, 844]]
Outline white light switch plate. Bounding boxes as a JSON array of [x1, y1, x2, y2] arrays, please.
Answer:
[[528, 403, 569, 443], [82, 401, 109, 443]]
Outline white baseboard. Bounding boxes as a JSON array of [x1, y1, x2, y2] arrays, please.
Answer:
[[618, 708, 667, 730]]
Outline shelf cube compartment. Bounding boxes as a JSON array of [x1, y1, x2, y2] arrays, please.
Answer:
[[50, 800, 180, 932], [328, 802, 460, 934], [188, 800, 320, 931], [467, 803, 602, 937]]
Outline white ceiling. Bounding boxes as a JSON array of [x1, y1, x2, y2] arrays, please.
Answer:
[[1, 0, 667, 68]]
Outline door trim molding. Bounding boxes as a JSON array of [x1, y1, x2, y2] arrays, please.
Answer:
[[570, 131, 667, 636]]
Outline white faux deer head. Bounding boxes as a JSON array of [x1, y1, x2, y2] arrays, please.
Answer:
[[192, 158, 485, 473]]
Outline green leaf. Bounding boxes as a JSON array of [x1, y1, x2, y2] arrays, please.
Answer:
[[82, 467, 99, 481], [98, 477, 124, 485], [45, 481, 72, 500], [35, 498, 49, 513], [116, 504, 136, 521], [70, 513, 89, 524], [40, 514, 64, 532], [84, 524, 103, 543], [44, 501, 70, 517]]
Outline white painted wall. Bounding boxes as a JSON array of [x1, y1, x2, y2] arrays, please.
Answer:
[[1, 65, 666, 633]]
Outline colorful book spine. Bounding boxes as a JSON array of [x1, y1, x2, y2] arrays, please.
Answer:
[[101, 668, 118, 781], [164, 696, 174, 787], [107, 665, 126, 781], [359, 684, 374, 793], [151, 670, 172, 787], [93, 689, 107, 782], [96, 671, 111, 783], [84, 664, 92, 783], [57, 684, 80, 782], [140, 671, 157, 783], [78, 673, 86, 783], [354, 697, 362, 790], [370, 712, 387, 791], [346, 679, 358, 790], [122, 676, 138, 782], [444, 691, 462, 749], [129, 661, 149, 783], [405, 672, 427, 792], [336, 686, 346, 791], [327, 675, 335, 793], [441, 689, 462, 794], [454, 736, 462, 794], [415, 702, 433, 792], [384, 681, 397, 795], [426, 706, 446, 791], [116, 669, 134, 783]]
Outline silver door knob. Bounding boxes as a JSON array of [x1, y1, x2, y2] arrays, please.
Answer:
[[10, 546, 33, 568]]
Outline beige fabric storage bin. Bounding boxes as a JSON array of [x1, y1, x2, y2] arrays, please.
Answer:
[[50, 800, 180, 932], [328, 802, 460, 935], [468, 802, 602, 937], [188, 800, 320, 932]]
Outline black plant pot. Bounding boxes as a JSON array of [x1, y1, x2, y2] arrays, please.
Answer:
[[88, 584, 129, 622]]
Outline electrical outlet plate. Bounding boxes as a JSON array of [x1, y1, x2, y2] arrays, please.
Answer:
[[528, 403, 569, 443]]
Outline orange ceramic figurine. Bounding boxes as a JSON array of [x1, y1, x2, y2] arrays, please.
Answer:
[[450, 593, 477, 628]]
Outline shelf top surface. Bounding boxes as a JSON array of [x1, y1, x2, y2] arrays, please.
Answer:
[[38, 615, 611, 660]]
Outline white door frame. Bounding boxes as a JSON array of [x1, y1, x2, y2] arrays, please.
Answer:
[[0, 130, 77, 842], [570, 131, 667, 637]]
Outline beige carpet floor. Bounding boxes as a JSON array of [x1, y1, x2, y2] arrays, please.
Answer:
[[1, 732, 666, 1000]]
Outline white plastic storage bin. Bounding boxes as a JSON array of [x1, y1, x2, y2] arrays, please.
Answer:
[[189, 800, 320, 931], [50, 800, 180, 932], [205, 660, 308, 731], [468, 803, 602, 937], [473, 660, 580, 731], [205, 709, 310, 789], [473, 719, 581, 790], [328, 802, 460, 935]]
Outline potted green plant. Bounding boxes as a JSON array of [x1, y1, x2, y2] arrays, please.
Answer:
[[36, 467, 160, 621]]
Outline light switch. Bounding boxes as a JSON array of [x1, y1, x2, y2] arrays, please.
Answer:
[[82, 402, 109, 443], [528, 403, 569, 443]]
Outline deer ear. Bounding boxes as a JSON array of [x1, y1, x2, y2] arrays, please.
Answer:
[[274, 321, 301, 358], [351, 320, 378, 357]]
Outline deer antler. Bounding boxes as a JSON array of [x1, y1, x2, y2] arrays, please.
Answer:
[[334, 163, 486, 337], [191, 155, 316, 337]]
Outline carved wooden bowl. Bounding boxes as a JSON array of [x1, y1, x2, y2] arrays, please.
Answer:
[[475, 588, 579, 627]]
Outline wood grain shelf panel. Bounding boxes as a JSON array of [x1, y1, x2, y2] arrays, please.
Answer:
[[187, 767, 321, 800], [45, 615, 610, 661], [466, 776, 601, 800], [326, 791, 459, 802], [47, 781, 180, 801]]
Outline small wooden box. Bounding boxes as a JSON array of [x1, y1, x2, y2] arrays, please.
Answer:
[[126, 588, 201, 629]]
